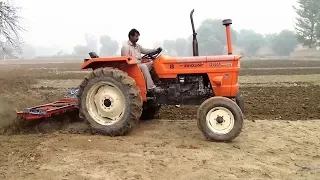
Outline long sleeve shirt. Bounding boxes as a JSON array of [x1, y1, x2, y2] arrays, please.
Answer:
[[121, 40, 156, 63]]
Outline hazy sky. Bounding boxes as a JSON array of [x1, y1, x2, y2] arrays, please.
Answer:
[[13, 0, 298, 53]]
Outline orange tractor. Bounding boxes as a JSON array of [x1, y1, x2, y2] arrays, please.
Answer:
[[17, 9, 244, 142]]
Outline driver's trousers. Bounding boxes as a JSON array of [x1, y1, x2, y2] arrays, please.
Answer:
[[138, 61, 155, 89]]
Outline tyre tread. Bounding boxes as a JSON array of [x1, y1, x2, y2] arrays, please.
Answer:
[[77, 67, 142, 136], [196, 96, 243, 142]]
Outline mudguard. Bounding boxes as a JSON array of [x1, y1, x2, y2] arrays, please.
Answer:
[[81, 56, 138, 70]]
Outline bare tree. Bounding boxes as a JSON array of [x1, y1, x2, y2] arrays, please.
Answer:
[[0, 1, 24, 53]]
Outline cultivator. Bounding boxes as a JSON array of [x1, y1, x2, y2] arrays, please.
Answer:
[[17, 88, 80, 121]]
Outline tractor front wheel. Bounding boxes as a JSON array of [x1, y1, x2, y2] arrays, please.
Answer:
[[235, 93, 244, 113], [77, 67, 143, 136], [197, 96, 243, 142]]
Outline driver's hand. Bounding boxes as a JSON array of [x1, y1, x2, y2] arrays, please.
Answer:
[[156, 47, 162, 52]]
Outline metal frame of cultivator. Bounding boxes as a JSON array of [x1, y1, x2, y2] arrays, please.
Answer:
[[16, 88, 80, 121]]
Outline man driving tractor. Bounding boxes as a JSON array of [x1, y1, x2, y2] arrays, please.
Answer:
[[121, 28, 164, 93]]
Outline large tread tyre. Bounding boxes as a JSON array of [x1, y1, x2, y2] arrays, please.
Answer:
[[235, 93, 244, 113], [197, 96, 243, 142], [77, 67, 143, 136], [140, 102, 161, 120]]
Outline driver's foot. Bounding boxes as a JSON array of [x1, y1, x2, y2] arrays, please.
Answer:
[[150, 86, 164, 94]]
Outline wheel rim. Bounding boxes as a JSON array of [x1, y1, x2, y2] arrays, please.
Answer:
[[86, 82, 126, 125], [206, 107, 235, 134]]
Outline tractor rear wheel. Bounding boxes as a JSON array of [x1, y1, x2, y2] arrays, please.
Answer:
[[197, 96, 243, 142], [77, 67, 143, 136]]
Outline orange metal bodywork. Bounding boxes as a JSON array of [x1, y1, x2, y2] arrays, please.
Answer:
[[81, 54, 241, 101], [17, 54, 241, 121], [152, 55, 241, 97]]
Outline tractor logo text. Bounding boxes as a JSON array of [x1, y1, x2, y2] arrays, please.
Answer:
[[181, 63, 204, 68], [209, 62, 232, 67]]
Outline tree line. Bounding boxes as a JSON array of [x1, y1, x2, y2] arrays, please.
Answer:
[[162, 22, 299, 56], [294, 0, 320, 48], [69, 0, 320, 57], [163, 0, 320, 57], [69, 23, 299, 57], [72, 34, 119, 57], [69, 24, 298, 57]]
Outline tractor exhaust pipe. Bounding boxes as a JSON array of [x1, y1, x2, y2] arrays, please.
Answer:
[[190, 9, 199, 56], [222, 19, 233, 55]]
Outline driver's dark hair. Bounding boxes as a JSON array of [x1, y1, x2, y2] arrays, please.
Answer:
[[128, 28, 140, 38]]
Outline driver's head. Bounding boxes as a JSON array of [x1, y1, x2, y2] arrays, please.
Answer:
[[128, 28, 140, 44]]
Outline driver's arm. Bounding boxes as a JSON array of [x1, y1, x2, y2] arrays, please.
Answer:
[[139, 44, 157, 54]]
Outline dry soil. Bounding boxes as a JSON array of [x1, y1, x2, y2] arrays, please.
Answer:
[[0, 59, 319, 180]]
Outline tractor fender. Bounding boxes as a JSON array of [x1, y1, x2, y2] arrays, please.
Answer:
[[81, 56, 138, 70]]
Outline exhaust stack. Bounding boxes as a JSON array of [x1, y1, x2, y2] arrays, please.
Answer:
[[190, 9, 199, 56], [222, 19, 233, 55]]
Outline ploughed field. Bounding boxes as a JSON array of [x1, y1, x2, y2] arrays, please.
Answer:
[[0, 59, 319, 180]]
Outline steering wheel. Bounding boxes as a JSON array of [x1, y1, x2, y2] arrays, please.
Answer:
[[142, 49, 162, 60]]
